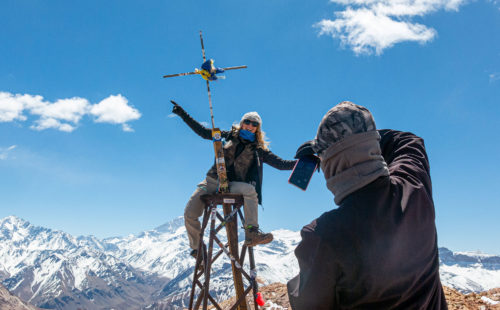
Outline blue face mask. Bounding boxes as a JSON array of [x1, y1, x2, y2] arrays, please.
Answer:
[[239, 129, 256, 142]]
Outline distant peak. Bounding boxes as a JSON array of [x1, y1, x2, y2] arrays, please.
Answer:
[[153, 216, 185, 233], [0, 215, 29, 228]]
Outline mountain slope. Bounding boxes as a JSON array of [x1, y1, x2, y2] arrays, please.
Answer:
[[99, 217, 300, 309], [0, 284, 39, 310], [439, 247, 500, 294], [1, 215, 499, 310], [0, 216, 167, 309], [98, 217, 500, 306]]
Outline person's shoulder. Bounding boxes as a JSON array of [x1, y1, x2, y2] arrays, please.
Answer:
[[258, 146, 272, 155], [378, 129, 422, 140]]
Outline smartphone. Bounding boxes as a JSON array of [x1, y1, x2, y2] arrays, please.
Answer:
[[288, 155, 319, 191]]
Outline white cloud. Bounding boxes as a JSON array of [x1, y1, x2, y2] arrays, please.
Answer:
[[488, 0, 500, 9], [29, 97, 90, 123], [0, 91, 141, 132], [0, 145, 16, 160], [31, 118, 76, 132], [489, 73, 500, 83], [90, 94, 141, 126], [316, 0, 468, 55], [0, 92, 29, 122], [121, 123, 134, 132]]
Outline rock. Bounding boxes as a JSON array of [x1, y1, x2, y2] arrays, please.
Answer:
[[212, 284, 500, 310], [0, 284, 40, 310]]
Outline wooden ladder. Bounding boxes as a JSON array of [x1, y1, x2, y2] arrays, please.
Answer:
[[188, 193, 261, 310]]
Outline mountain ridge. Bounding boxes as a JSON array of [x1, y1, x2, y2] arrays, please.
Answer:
[[0, 283, 40, 310], [1, 215, 499, 309]]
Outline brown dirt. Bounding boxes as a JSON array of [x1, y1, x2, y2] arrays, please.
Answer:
[[206, 284, 500, 310]]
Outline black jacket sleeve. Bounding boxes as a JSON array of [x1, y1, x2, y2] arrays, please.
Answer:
[[175, 108, 231, 140], [262, 150, 297, 170], [378, 129, 432, 197]]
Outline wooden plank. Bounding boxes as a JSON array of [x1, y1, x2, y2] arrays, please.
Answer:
[[223, 202, 248, 310], [203, 207, 218, 310], [248, 247, 260, 310], [212, 129, 229, 193]]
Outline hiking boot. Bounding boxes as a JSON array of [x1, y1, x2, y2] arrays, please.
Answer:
[[190, 249, 198, 259], [190, 249, 205, 271], [245, 226, 273, 247]]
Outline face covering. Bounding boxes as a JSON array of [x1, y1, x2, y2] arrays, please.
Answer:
[[239, 129, 256, 142], [320, 131, 389, 205]]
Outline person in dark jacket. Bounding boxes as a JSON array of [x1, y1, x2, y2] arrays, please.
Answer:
[[287, 101, 447, 309], [171, 102, 296, 256]]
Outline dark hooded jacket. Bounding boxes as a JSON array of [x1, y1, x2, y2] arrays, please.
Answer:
[[287, 130, 447, 309], [175, 108, 296, 204]]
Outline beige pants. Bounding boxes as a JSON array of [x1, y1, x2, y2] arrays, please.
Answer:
[[184, 176, 259, 249]]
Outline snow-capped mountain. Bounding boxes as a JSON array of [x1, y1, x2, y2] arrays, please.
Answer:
[[97, 217, 300, 308], [439, 247, 500, 293], [0, 216, 166, 309], [1, 215, 499, 310], [146, 227, 300, 309], [101, 217, 193, 280], [0, 283, 39, 310]]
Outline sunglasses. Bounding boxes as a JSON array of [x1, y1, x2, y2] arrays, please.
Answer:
[[243, 119, 259, 127]]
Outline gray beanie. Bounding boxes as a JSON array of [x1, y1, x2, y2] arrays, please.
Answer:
[[240, 112, 262, 126], [313, 101, 376, 156]]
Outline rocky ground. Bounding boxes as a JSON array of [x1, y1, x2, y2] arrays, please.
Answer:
[[2, 282, 499, 309], [444, 287, 500, 310], [0, 284, 40, 310], [210, 283, 500, 310]]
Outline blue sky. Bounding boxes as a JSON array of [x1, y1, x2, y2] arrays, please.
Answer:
[[1, 0, 499, 254]]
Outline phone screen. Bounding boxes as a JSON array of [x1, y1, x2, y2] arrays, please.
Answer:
[[288, 156, 319, 191]]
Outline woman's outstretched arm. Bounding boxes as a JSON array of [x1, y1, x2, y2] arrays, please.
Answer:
[[171, 100, 230, 140]]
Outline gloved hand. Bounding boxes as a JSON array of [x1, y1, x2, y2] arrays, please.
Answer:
[[170, 100, 185, 115], [295, 140, 321, 172], [295, 140, 316, 159]]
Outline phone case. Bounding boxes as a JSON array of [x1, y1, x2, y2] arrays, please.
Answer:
[[288, 156, 318, 191]]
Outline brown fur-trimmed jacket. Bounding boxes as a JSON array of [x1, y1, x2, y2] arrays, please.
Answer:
[[175, 107, 296, 204]]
